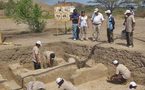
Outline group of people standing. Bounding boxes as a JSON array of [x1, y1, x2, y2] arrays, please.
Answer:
[[70, 7, 135, 48]]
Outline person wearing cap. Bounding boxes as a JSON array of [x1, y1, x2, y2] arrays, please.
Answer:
[[91, 8, 104, 41], [27, 81, 46, 90], [78, 10, 89, 41], [107, 60, 131, 84], [124, 10, 135, 48], [70, 9, 80, 41], [129, 6, 135, 16], [56, 77, 78, 90], [129, 81, 137, 90], [105, 10, 115, 43], [32, 41, 42, 70], [43, 51, 56, 68]]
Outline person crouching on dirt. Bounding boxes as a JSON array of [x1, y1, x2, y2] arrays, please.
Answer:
[[107, 60, 131, 84], [56, 77, 78, 90], [129, 81, 137, 90], [32, 41, 42, 70], [43, 51, 55, 68]]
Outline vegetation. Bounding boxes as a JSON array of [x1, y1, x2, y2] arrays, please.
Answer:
[[0, 1, 6, 10], [93, 0, 142, 11], [135, 7, 145, 18], [5, 0, 46, 33], [4, 0, 16, 16]]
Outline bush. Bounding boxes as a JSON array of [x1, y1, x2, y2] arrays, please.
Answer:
[[5, 0, 46, 33], [0, 1, 6, 10], [135, 7, 145, 18], [4, 0, 16, 16]]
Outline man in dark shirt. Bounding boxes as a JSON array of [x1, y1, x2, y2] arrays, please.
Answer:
[[70, 9, 80, 40]]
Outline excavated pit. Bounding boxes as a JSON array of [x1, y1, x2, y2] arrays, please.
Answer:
[[0, 41, 145, 89]]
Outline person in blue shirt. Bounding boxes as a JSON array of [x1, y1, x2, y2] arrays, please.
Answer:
[[105, 10, 115, 43], [70, 9, 80, 40]]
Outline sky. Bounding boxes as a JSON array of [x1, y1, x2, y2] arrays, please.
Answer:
[[39, 0, 94, 5]]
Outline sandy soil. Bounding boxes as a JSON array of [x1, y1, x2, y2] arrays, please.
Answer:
[[0, 18, 145, 90]]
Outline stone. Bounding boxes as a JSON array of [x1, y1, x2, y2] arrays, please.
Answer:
[[68, 58, 76, 63]]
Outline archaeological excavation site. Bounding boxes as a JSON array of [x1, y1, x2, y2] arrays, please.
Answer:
[[0, 41, 145, 90]]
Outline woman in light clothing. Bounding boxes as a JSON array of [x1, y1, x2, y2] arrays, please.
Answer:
[[78, 11, 89, 41]]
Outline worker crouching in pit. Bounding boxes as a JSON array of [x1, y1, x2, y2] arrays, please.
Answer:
[[129, 81, 137, 90], [56, 77, 78, 90], [107, 60, 131, 84], [43, 51, 57, 68]]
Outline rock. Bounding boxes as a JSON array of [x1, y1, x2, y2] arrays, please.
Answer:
[[68, 58, 76, 63]]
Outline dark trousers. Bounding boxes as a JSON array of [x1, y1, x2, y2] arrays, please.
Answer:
[[107, 29, 114, 43], [126, 32, 133, 46], [108, 74, 127, 84], [77, 27, 80, 39], [33, 61, 41, 70]]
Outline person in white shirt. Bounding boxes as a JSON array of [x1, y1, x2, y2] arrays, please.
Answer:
[[107, 60, 131, 84], [43, 51, 55, 68], [78, 11, 89, 41], [32, 41, 42, 70], [56, 77, 78, 90], [129, 81, 137, 90], [91, 8, 104, 41]]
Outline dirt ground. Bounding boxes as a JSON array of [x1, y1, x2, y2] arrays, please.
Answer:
[[0, 18, 145, 89]]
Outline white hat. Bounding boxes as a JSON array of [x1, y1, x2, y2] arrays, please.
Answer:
[[112, 60, 119, 65], [124, 10, 131, 14], [130, 81, 137, 87], [36, 41, 42, 46], [105, 10, 111, 14], [56, 78, 63, 84], [94, 8, 99, 12]]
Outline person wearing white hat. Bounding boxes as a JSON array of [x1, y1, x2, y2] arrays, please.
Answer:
[[107, 60, 131, 84], [32, 41, 42, 70], [91, 8, 104, 41], [124, 9, 135, 48], [105, 10, 115, 43], [56, 77, 78, 90], [129, 81, 137, 90], [43, 51, 56, 68], [27, 81, 46, 90]]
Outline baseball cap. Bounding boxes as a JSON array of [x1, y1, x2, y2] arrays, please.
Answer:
[[56, 77, 63, 84], [36, 41, 42, 46], [112, 60, 119, 65], [130, 81, 137, 87], [105, 10, 111, 14], [94, 8, 99, 12], [124, 10, 131, 14]]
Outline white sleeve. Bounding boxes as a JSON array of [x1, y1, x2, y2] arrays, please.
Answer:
[[101, 14, 105, 21], [116, 67, 119, 75]]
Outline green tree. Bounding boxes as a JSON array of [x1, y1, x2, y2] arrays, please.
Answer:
[[11, 0, 45, 32], [4, 0, 16, 16], [93, 0, 142, 11], [0, 1, 6, 10]]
